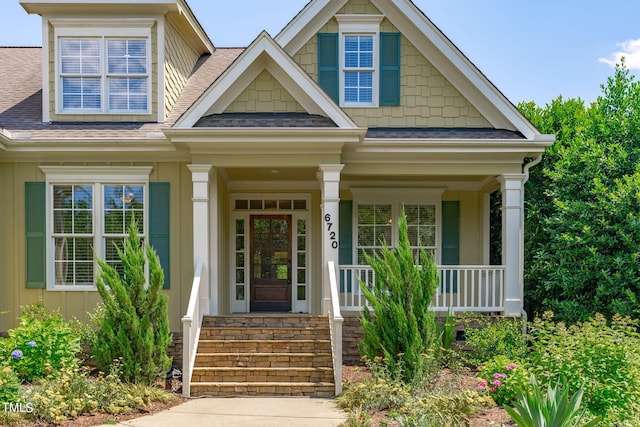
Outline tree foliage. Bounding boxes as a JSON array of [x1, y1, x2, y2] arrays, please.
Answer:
[[358, 211, 439, 382], [92, 222, 172, 384], [520, 61, 640, 322]]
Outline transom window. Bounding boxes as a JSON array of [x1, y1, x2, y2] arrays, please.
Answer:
[[58, 36, 149, 113], [343, 35, 374, 104]]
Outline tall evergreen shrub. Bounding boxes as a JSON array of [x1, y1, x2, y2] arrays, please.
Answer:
[[93, 222, 171, 384], [358, 211, 439, 382]]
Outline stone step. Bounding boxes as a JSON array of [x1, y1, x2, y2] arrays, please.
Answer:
[[194, 352, 333, 368], [199, 326, 330, 341], [202, 315, 329, 329], [191, 367, 334, 383], [190, 381, 335, 397], [197, 339, 331, 354]]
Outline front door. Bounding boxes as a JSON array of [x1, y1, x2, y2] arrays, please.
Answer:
[[250, 215, 292, 311]]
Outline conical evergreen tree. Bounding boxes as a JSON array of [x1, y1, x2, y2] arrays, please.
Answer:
[[358, 211, 439, 382], [93, 221, 171, 384]]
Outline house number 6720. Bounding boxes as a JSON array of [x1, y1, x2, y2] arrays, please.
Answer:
[[324, 214, 338, 249]]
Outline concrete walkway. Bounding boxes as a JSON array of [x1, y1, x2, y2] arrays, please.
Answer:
[[110, 397, 348, 427]]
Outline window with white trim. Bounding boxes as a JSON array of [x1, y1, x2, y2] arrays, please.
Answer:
[[43, 167, 151, 290], [356, 202, 437, 264], [55, 23, 152, 115], [336, 15, 383, 107]]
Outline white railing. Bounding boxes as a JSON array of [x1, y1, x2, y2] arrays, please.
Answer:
[[327, 261, 343, 396], [338, 265, 505, 313], [181, 259, 205, 398]]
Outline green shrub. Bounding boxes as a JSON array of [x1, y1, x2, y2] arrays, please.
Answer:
[[0, 301, 81, 382], [0, 366, 22, 403], [24, 362, 175, 423], [505, 375, 601, 427], [358, 211, 440, 382], [92, 221, 172, 385], [477, 355, 529, 405], [460, 314, 526, 367], [527, 312, 640, 421], [397, 390, 492, 427], [337, 375, 412, 412]]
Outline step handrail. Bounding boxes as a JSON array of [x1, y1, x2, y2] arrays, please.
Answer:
[[181, 259, 205, 398], [327, 261, 343, 396]]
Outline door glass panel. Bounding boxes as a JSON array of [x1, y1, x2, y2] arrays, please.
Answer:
[[296, 219, 307, 297], [234, 218, 246, 300]]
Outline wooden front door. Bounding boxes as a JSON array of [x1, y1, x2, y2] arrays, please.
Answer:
[[250, 215, 292, 311]]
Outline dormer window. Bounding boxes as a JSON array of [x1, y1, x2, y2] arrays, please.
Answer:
[[54, 24, 152, 115]]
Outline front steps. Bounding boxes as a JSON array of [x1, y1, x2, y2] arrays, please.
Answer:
[[190, 315, 335, 397]]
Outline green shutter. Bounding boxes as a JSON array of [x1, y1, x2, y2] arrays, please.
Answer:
[[380, 32, 401, 106], [318, 33, 339, 103], [25, 182, 46, 289], [441, 201, 460, 292], [149, 182, 170, 289], [339, 201, 353, 292]]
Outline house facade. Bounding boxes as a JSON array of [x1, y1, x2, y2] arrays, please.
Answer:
[[0, 0, 553, 387]]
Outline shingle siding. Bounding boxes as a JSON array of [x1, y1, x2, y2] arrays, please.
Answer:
[[224, 70, 306, 113], [164, 20, 201, 119], [292, 11, 492, 128]]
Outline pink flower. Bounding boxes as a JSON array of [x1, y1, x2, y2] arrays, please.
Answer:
[[489, 387, 496, 393], [492, 380, 501, 387], [493, 373, 507, 379], [477, 384, 486, 391], [505, 363, 518, 371]]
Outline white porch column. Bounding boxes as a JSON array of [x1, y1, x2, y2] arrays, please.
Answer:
[[317, 164, 344, 315], [497, 174, 526, 317], [187, 164, 218, 315]]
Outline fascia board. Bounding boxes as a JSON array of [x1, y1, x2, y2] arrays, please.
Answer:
[[357, 138, 551, 155], [371, 0, 542, 140], [164, 127, 365, 144], [276, 0, 348, 55], [22, 0, 177, 15]]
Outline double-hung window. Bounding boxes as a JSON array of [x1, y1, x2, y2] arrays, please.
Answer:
[[335, 15, 383, 107], [343, 35, 374, 105], [56, 24, 151, 114], [43, 167, 151, 290]]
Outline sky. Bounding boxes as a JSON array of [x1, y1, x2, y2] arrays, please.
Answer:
[[1, 0, 639, 107]]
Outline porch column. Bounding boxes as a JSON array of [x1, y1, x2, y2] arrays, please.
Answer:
[[318, 164, 344, 314], [497, 174, 526, 317], [187, 164, 217, 315]]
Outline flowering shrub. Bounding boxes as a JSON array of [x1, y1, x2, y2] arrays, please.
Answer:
[[477, 355, 529, 405], [0, 301, 81, 382], [23, 363, 175, 423]]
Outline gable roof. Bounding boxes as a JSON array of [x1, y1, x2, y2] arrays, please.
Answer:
[[275, 0, 552, 142], [174, 31, 358, 129]]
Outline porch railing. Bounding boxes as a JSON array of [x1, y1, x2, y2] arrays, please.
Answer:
[[327, 261, 344, 396], [181, 259, 205, 398], [338, 265, 505, 313]]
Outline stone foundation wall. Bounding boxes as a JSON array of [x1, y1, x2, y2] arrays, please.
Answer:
[[168, 332, 183, 369], [342, 315, 364, 365]]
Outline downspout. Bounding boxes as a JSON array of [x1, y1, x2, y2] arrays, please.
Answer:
[[520, 155, 543, 322]]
